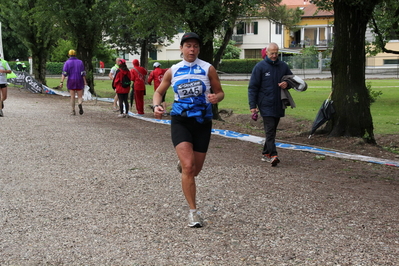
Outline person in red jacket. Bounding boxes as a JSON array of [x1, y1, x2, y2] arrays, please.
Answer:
[[113, 59, 132, 117], [261, 47, 267, 59], [99, 60, 105, 76], [130, 59, 147, 115], [147, 62, 168, 115]]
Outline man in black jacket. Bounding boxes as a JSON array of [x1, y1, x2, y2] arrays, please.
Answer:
[[248, 43, 293, 166]]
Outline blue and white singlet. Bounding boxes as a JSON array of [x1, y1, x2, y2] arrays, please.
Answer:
[[170, 58, 213, 123]]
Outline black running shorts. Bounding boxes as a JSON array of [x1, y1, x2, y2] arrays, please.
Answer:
[[171, 115, 212, 153]]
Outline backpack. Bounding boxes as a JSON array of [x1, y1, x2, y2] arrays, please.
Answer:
[[121, 72, 131, 88], [113, 69, 131, 89]]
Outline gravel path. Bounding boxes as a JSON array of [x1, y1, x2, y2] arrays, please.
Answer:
[[1, 87, 398, 265]]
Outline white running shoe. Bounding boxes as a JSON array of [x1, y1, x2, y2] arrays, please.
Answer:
[[188, 211, 203, 228]]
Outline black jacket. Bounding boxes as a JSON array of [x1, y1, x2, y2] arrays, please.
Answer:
[[248, 57, 292, 117]]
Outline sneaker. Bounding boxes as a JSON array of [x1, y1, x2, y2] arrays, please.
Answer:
[[0, 109, 3, 117], [177, 161, 182, 173], [117, 114, 126, 118], [188, 211, 203, 228], [70, 110, 76, 116], [112, 106, 119, 112], [78, 104, 84, 115], [261, 154, 271, 162], [270, 156, 280, 167]]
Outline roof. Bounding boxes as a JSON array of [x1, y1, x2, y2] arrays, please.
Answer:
[[300, 4, 334, 17], [281, 0, 334, 17]]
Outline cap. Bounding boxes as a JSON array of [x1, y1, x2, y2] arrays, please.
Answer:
[[180, 32, 201, 46], [153, 62, 161, 68], [16, 59, 20, 61], [119, 59, 126, 64], [68, 50, 76, 56]]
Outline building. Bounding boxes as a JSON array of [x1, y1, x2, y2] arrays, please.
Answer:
[[282, 1, 334, 52], [128, 0, 398, 70]]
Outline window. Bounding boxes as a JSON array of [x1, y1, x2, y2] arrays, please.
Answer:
[[275, 23, 282, 35], [246, 22, 258, 35], [149, 50, 157, 60], [119, 51, 129, 60], [245, 49, 261, 59], [236, 22, 258, 35], [237, 22, 245, 35], [384, 59, 399, 64]]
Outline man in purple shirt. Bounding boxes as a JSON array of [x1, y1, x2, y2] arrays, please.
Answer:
[[60, 50, 87, 115]]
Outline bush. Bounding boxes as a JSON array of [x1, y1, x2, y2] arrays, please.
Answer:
[[218, 59, 259, 74], [148, 59, 260, 74], [366, 81, 383, 104], [45, 61, 104, 75], [147, 60, 182, 70], [7, 61, 30, 71], [46, 62, 64, 75]]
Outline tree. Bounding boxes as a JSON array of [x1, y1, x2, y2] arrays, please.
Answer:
[[312, 0, 383, 143], [213, 0, 303, 69], [213, 39, 241, 59], [152, 0, 302, 119], [369, 0, 399, 55], [50, 39, 74, 62], [0, 0, 60, 85], [104, 0, 179, 69], [50, 39, 116, 66], [0, 22, 30, 61], [46, 0, 116, 94]]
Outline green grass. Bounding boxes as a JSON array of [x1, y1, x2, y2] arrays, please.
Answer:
[[46, 78, 399, 135]]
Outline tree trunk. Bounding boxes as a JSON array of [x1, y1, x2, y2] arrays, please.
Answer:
[[198, 39, 214, 64], [213, 26, 234, 69], [31, 50, 48, 86], [140, 39, 149, 70], [198, 38, 223, 120], [77, 45, 95, 95], [328, 0, 377, 144]]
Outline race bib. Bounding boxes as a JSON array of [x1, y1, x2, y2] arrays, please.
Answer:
[[177, 80, 203, 99]]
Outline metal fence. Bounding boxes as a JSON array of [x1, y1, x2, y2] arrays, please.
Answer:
[[282, 54, 399, 78]]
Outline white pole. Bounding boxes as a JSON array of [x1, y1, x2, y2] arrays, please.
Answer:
[[0, 22, 4, 59], [29, 57, 33, 75]]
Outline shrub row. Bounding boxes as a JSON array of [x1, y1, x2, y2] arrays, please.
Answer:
[[17, 58, 319, 75], [40, 60, 262, 75], [148, 59, 260, 74]]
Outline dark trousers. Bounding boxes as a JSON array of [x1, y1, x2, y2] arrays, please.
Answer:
[[117, 93, 129, 114], [262, 116, 281, 156]]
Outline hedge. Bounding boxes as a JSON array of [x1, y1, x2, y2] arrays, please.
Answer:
[[38, 59, 264, 75], [148, 59, 260, 74]]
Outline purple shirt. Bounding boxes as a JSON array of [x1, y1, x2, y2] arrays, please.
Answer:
[[62, 57, 86, 90]]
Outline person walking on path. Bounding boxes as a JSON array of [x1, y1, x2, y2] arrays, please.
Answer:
[[147, 62, 168, 115], [130, 59, 147, 115], [248, 42, 292, 166], [109, 58, 121, 112], [99, 60, 105, 76], [0, 55, 12, 117], [153, 32, 225, 228], [60, 50, 87, 116], [15, 59, 24, 71], [112, 59, 132, 118]]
